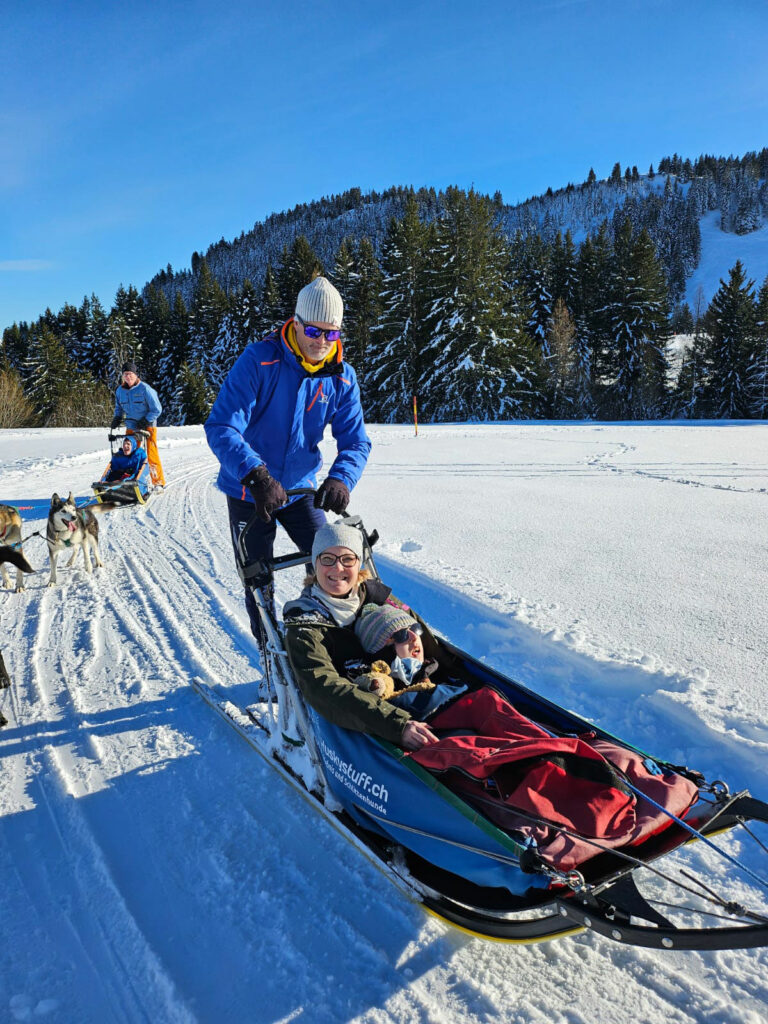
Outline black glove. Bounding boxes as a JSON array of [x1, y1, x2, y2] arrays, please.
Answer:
[[108, 433, 117, 442], [314, 477, 350, 514], [242, 465, 288, 523], [137, 418, 149, 429], [110, 415, 123, 430]]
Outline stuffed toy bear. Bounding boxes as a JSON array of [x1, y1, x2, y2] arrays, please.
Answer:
[[353, 660, 435, 700]]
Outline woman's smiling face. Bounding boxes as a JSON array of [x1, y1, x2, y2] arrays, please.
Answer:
[[315, 546, 360, 597]]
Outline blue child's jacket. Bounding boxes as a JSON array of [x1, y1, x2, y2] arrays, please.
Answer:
[[106, 437, 148, 481], [205, 321, 371, 501]]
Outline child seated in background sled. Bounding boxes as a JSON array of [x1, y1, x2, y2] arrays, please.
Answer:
[[105, 436, 148, 482]]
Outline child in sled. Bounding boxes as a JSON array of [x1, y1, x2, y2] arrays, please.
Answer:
[[105, 436, 149, 483]]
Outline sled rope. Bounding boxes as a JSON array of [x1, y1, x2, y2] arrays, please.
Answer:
[[462, 791, 768, 923], [739, 819, 768, 857], [623, 780, 768, 894]]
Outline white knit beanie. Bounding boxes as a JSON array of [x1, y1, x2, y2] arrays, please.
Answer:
[[295, 277, 344, 328]]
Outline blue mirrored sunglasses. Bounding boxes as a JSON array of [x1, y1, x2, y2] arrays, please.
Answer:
[[296, 315, 341, 342]]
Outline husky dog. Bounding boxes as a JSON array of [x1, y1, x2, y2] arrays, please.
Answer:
[[47, 493, 104, 586], [0, 505, 30, 591]]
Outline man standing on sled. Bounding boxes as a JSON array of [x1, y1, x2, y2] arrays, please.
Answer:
[[111, 361, 166, 487], [205, 275, 371, 639]]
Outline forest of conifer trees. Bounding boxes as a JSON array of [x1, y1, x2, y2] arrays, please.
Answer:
[[2, 151, 767, 428]]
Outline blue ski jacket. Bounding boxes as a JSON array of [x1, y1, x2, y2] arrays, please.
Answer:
[[114, 380, 163, 429], [205, 320, 371, 501]]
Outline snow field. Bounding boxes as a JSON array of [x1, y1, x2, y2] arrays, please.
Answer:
[[0, 423, 767, 1023]]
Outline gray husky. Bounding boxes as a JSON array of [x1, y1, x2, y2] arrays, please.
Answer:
[[47, 493, 104, 586]]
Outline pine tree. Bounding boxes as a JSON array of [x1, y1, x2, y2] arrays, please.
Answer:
[[173, 361, 215, 425], [604, 221, 671, 418], [113, 285, 145, 366], [22, 323, 75, 424], [188, 259, 229, 382], [549, 230, 578, 311], [158, 292, 190, 419], [331, 238, 355, 310], [79, 294, 109, 381], [748, 275, 768, 418], [141, 285, 171, 390], [258, 264, 283, 335], [343, 237, 382, 402], [703, 261, 758, 418], [576, 225, 612, 402], [419, 187, 544, 421], [367, 195, 430, 422], [105, 313, 141, 385], [277, 235, 325, 307], [548, 298, 577, 417]]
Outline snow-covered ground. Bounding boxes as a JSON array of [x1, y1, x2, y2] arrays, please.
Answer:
[[1, 422, 767, 1024]]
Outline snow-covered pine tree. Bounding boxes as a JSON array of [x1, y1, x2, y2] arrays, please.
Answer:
[[277, 235, 325, 307], [703, 260, 758, 418], [22, 323, 72, 423], [576, 225, 612, 405], [171, 361, 215, 425], [331, 238, 355, 311], [419, 187, 545, 421], [258, 264, 283, 335], [549, 230, 578, 312], [512, 234, 552, 355], [343, 237, 382, 404], [367, 194, 430, 422], [80, 294, 110, 381], [188, 259, 229, 386], [113, 285, 145, 367], [105, 313, 141, 385], [604, 220, 671, 418], [157, 292, 190, 418], [233, 279, 260, 347], [747, 273, 768, 418], [141, 285, 171, 390]]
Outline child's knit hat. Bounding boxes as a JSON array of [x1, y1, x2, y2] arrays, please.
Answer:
[[354, 604, 418, 654]]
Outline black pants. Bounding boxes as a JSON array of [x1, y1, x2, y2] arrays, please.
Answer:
[[226, 494, 326, 638]]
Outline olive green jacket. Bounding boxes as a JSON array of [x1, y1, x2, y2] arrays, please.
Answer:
[[283, 581, 444, 745]]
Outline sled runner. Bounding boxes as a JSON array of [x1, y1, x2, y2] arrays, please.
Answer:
[[193, 493, 768, 949], [92, 432, 154, 507]]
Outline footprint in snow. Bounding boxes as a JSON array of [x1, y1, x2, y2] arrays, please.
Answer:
[[400, 541, 422, 553]]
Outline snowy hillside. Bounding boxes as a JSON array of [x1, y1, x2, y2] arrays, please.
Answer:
[[685, 210, 768, 308], [1, 423, 767, 1023]]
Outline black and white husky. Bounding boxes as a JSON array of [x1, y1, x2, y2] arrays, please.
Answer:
[[47, 493, 103, 586]]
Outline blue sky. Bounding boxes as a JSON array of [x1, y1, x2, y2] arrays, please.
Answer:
[[2, 0, 767, 330]]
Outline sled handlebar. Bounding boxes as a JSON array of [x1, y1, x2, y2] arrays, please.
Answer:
[[235, 487, 378, 587]]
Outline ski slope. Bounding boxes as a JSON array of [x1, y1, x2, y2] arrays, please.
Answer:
[[1, 422, 767, 1024]]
